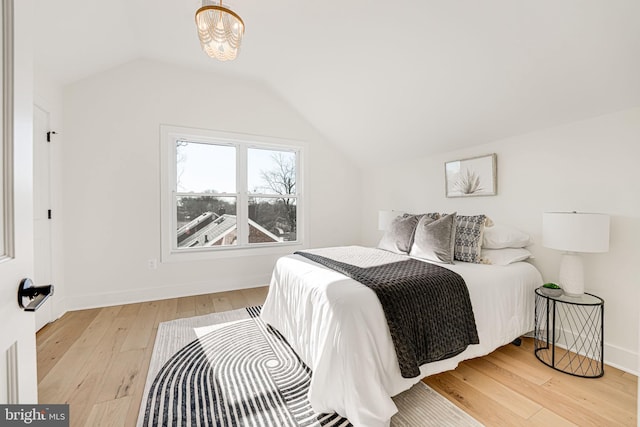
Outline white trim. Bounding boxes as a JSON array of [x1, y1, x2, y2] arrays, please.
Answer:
[[162, 242, 303, 263], [604, 341, 638, 376], [160, 125, 304, 263], [237, 140, 248, 244], [61, 290, 640, 376], [64, 278, 270, 312], [538, 326, 639, 375], [0, 0, 14, 263]]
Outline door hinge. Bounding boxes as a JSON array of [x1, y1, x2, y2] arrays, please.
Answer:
[[46, 131, 58, 142], [47, 209, 52, 219]]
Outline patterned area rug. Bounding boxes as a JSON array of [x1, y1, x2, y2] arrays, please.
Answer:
[[137, 306, 483, 427]]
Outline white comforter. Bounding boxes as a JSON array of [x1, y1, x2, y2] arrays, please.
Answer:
[[260, 248, 543, 427]]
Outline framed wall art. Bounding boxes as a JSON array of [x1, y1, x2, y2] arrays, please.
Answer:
[[445, 153, 497, 198]]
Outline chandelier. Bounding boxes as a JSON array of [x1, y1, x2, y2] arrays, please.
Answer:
[[195, 0, 245, 61]]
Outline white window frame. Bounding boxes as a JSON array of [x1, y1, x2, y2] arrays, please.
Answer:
[[160, 125, 305, 262]]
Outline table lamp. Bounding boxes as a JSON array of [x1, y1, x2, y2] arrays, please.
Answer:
[[542, 212, 610, 296]]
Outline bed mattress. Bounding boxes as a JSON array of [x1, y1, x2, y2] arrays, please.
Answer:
[[260, 247, 543, 427]]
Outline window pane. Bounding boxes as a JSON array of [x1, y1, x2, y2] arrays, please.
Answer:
[[176, 141, 235, 193], [248, 148, 296, 195], [176, 196, 237, 248], [248, 197, 296, 243]]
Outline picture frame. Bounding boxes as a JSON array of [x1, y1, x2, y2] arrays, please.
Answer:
[[445, 153, 497, 198]]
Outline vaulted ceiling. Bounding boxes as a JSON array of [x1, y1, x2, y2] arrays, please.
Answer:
[[34, 0, 640, 168]]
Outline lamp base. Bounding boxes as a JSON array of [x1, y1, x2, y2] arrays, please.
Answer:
[[559, 253, 584, 296]]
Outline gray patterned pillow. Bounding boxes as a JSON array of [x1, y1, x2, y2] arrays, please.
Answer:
[[452, 214, 487, 263], [377, 214, 421, 254], [409, 213, 457, 264]]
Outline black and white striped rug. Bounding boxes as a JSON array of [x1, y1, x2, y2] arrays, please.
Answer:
[[137, 306, 483, 427]]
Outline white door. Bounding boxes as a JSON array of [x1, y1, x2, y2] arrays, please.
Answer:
[[33, 105, 53, 331], [0, 0, 38, 404]]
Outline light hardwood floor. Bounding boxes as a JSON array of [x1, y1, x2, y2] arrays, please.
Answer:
[[37, 286, 637, 426]]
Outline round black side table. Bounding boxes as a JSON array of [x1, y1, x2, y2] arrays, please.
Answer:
[[534, 288, 604, 378]]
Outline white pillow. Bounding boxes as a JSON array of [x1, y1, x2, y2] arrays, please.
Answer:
[[482, 224, 532, 249], [480, 248, 533, 265]]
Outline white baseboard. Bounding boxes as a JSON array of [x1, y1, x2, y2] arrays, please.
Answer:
[[55, 280, 640, 376], [604, 342, 638, 376], [63, 274, 271, 312], [35, 296, 69, 332], [535, 327, 638, 376]]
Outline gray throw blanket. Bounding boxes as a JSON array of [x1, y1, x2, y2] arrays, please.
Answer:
[[295, 246, 479, 378]]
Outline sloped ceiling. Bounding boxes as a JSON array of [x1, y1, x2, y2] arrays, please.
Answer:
[[34, 0, 640, 168]]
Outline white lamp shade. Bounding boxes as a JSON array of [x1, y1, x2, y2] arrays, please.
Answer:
[[378, 210, 400, 231], [543, 212, 610, 253]]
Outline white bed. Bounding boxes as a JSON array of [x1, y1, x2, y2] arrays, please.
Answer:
[[260, 247, 543, 427]]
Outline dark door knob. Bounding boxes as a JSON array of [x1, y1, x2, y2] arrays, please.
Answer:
[[18, 278, 54, 312]]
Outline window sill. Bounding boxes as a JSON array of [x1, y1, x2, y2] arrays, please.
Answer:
[[161, 241, 304, 263]]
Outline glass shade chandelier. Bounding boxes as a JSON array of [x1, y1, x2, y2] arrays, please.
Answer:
[[195, 0, 245, 61]]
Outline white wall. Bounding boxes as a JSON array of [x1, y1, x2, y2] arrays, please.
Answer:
[[60, 59, 362, 310], [49, 56, 640, 374], [361, 107, 640, 373]]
